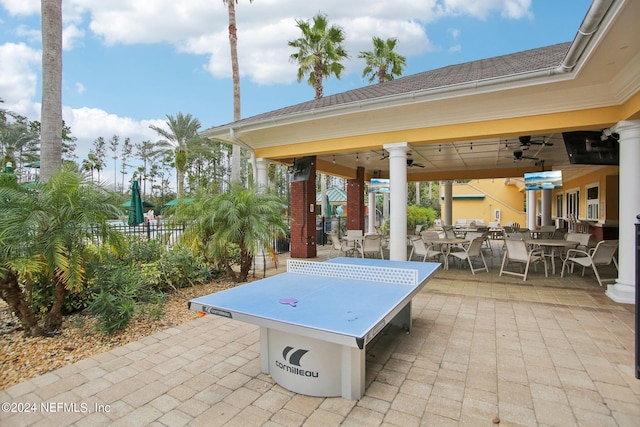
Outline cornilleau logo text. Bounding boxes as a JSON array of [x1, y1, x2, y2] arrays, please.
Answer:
[[275, 346, 319, 378]]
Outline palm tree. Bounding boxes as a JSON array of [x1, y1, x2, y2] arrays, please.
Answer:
[[40, 0, 63, 181], [177, 183, 287, 282], [223, 0, 253, 183], [149, 113, 202, 198], [359, 36, 407, 84], [289, 13, 349, 99], [0, 164, 125, 335], [0, 120, 39, 171]]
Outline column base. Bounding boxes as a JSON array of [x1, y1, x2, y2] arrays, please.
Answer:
[[605, 280, 636, 304]]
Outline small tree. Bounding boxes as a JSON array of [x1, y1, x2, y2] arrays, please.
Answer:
[[176, 184, 287, 282], [0, 164, 125, 335]]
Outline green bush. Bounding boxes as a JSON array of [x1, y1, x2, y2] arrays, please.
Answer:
[[154, 245, 214, 291], [25, 273, 93, 317], [88, 265, 141, 334], [407, 205, 437, 229]]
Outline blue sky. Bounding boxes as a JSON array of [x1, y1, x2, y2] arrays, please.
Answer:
[[1, 0, 592, 170]]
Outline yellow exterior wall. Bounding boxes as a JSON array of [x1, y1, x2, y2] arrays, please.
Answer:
[[445, 166, 619, 229], [544, 166, 619, 223], [447, 179, 526, 226]]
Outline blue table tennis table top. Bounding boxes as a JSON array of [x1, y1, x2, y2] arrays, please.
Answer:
[[188, 257, 439, 345]]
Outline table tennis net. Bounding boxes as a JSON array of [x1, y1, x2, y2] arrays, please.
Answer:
[[287, 260, 418, 286]]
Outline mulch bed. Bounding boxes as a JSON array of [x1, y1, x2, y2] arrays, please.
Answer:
[[0, 280, 238, 390]]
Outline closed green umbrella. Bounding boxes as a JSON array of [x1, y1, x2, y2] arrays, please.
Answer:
[[127, 180, 144, 226]]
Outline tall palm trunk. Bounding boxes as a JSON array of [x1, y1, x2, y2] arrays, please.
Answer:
[[40, 0, 63, 182], [227, 0, 242, 183]]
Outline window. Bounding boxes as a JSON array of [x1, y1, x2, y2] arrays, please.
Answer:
[[555, 193, 564, 218], [586, 184, 599, 220], [566, 190, 580, 218]]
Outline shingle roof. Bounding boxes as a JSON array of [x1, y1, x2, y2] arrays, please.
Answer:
[[214, 42, 571, 129]]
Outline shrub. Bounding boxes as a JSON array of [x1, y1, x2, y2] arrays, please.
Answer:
[[88, 265, 141, 334], [154, 245, 214, 291]]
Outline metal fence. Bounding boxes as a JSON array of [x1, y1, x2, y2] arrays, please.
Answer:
[[107, 221, 186, 247]]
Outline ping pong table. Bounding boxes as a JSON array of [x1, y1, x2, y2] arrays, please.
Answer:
[[188, 257, 439, 400]]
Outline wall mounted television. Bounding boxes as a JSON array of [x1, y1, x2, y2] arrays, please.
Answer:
[[288, 156, 315, 182], [524, 170, 563, 191], [563, 131, 619, 165], [369, 178, 390, 193]]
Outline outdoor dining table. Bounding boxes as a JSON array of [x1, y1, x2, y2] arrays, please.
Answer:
[[422, 237, 468, 270], [524, 239, 579, 275]]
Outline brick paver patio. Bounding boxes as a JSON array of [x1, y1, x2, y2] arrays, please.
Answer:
[[1, 242, 638, 426]]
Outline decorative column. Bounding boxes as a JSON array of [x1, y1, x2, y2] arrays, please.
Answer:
[[526, 190, 537, 229], [346, 167, 365, 231], [442, 181, 453, 226], [368, 191, 376, 234], [383, 193, 390, 223], [384, 142, 408, 261], [256, 158, 268, 189], [541, 189, 553, 226], [606, 120, 640, 304]]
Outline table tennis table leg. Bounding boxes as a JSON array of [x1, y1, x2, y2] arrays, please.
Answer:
[[260, 326, 270, 374], [390, 301, 412, 332], [341, 345, 365, 400]]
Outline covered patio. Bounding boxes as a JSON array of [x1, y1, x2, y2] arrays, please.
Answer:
[[202, 0, 640, 305]]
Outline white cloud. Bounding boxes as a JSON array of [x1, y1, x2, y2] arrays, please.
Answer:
[[63, 106, 166, 160], [63, 24, 85, 51], [0, 42, 40, 117], [0, 0, 40, 16]]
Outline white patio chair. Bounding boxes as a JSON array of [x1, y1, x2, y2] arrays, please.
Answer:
[[408, 237, 442, 263], [447, 236, 489, 275], [328, 233, 356, 258], [565, 232, 592, 252], [357, 234, 384, 259], [499, 238, 548, 281], [560, 240, 619, 286]]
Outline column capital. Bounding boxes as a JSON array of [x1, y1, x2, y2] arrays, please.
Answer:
[[383, 142, 409, 154], [612, 119, 640, 134]]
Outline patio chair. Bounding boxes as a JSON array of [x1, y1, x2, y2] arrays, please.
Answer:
[[443, 226, 457, 239], [408, 237, 442, 263], [565, 232, 592, 251], [551, 228, 567, 240], [560, 240, 619, 286], [357, 234, 384, 259], [447, 236, 489, 275], [537, 225, 556, 239], [499, 238, 548, 281], [328, 233, 356, 258]]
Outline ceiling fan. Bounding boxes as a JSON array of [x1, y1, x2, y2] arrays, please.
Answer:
[[407, 158, 425, 168], [511, 150, 539, 162], [519, 135, 553, 148]]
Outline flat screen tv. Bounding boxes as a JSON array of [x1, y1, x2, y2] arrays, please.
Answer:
[[524, 170, 563, 190], [563, 131, 619, 165], [369, 178, 390, 193], [288, 156, 315, 182]]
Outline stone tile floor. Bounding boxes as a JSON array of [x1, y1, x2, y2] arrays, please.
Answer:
[[1, 241, 638, 426]]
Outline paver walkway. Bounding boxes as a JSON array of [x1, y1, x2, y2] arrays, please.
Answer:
[[1, 243, 638, 426]]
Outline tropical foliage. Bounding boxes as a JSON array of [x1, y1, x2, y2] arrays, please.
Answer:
[[359, 36, 407, 84], [0, 164, 125, 335], [289, 13, 349, 99], [149, 113, 208, 199], [176, 183, 288, 282]]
